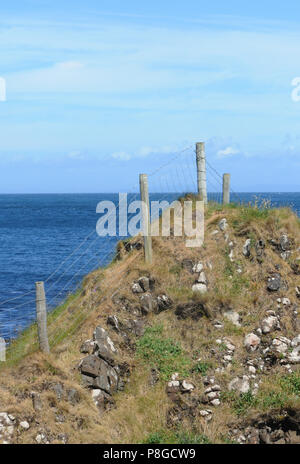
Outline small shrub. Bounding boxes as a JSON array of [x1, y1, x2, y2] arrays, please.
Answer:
[[175, 430, 211, 444], [143, 429, 211, 444], [143, 430, 170, 444], [221, 391, 258, 416], [260, 390, 289, 410], [279, 372, 300, 395], [136, 325, 191, 380], [192, 361, 212, 376]]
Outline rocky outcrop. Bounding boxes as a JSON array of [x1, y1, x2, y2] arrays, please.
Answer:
[[79, 326, 120, 413]]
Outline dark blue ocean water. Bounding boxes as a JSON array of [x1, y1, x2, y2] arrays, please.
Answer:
[[0, 192, 299, 341]]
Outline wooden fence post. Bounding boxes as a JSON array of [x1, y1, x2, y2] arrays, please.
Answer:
[[35, 281, 50, 353], [0, 337, 5, 362], [139, 174, 152, 264], [222, 173, 230, 205], [196, 142, 207, 204]]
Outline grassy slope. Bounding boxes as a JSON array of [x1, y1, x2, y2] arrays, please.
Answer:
[[0, 200, 299, 444]]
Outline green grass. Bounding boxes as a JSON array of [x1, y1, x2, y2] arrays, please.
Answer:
[[221, 372, 300, 417], [231, 200, 271, 233], [2, 289, 83, 367], [221, 252, 250, 297], [221, 391, 258, 416], [142, 429, 211, 444], [279, 372, 300, 395], [259, 390, 289, 410], [191, 361, 212, 376], [136, 325, 192, 381]]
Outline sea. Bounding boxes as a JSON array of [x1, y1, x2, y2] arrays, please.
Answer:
[[0, 192, 299, 340]]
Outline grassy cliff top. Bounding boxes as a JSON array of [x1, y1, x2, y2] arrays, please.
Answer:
[[0, 199, 299, 444]]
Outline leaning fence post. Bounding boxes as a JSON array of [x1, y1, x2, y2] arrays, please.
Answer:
[[35, 281, 50, 353], [196, 142, 207, 204], [139, 174, 152, 264], [222, 173, 230, 205]]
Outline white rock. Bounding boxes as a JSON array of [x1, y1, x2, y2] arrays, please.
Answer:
[[207, 391, 219, 400], [204, 387, 212, 394], [203, 376, 215, 385], [19, 421, 30, 430], [214, 323, 224, 329], [0, 413, 14, 426], [5, 426, 14, 436], [288, 346, 300, 364], [181, 380, 195, 392], [243, 239, 251, 257], [244, 333, 261, 352], [200, 409, 212, 417], [211, 384, 221, 391], [168, 380, 180, 388], [228, 376, 250, 394], [261, 316, 279, 334], [131, 282, 144, 293], [282, 298, 291, 306], [223, 339, 236, 351], [272, 337, 291, 353], [91, 389, 102, 400], [224, 310, 241, 327], [219, 218, 228, 231], [291, 335, 300, 347], [210, 399, 221, 406], [248, 366, 256, 374], [197, 271, 207, 284], [192, 283, 207, 294], [192, 262, 204, 273], [35, 434, 45, 444]]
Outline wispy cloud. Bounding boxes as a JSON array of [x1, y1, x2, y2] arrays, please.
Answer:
[[0, 10, 299, 191], [111, 144, 183, 161], [217, 146, 240, 158]]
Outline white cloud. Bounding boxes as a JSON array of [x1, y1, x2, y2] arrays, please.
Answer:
[[217, 146, 240, 158], [111, 151, 132, 161], [4, 15, 300, 97], [111, 144, 184, 161]]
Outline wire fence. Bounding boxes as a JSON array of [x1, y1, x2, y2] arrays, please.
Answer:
[[0, 144, 239, 362]]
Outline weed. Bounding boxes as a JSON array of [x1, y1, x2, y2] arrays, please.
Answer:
[[221, 391, 258, 416], [142, 429, 211, 444], [191, 361, 212, 376], [136, 325, 191, 380]]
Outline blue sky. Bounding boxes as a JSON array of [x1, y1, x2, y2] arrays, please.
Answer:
[[0, 1, 300, 192]]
